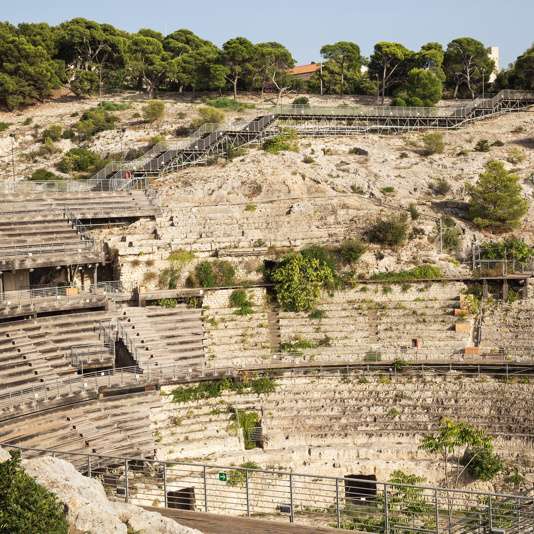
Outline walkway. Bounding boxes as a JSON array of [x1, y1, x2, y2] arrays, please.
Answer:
[[143, 507, 348, 534]]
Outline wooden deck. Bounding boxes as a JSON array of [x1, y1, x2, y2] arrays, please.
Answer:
[[143, 507, 351, 533]]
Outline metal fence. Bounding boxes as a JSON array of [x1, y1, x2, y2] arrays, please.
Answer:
[[0, 280, 124, 310], [1, 362, 532, 414], [70, 343, 115, 366], [0, 240, 101, 265], [1, 443, 532, 533]]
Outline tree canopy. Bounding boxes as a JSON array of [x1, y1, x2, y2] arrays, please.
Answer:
[[466, 160, 529, 231]]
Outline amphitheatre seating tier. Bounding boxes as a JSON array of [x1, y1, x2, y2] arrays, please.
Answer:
[[480, 300, 534, 354], [278, 297, 472, 359], [151, 387, 244, 461], [152, 372, 534, 465], [156, 199, 380, 257], [263, 375, 534, 451], [0, 310, 114, 393], [0, 190, 159, 220], [118, 306, 205, 369], [203, 307, 271, 367], [0, 391, 158, 462]]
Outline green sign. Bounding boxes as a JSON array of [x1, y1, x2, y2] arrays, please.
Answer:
[[218, 472, 227, 482]]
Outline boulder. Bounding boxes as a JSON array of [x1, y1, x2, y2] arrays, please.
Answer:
[[113, 502, 203, 534]]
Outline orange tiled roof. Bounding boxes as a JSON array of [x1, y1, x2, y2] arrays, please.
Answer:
[[290, 64, 320, 75]]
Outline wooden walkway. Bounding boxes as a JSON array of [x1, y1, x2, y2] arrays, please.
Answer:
[[143, 507, 350, 533]]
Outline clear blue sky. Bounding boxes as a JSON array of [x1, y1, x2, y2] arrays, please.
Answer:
[[4, 0, 533, 69]]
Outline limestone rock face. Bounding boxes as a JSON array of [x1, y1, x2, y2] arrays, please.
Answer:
[[113, 502, 203, 534], [22, 456, 128, 534], [7, 450, 205, 534]]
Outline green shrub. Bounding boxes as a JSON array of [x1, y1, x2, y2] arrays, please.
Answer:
[[148, 135, 166, 148], [292, 96, 309, 105], [507, 148, 527, 164], [61, 129, 75, 139], [367, 213, 409, 247], [460, 447, 503, 481], [491, 140, 504, 147], [280, 339, 318, 351], [481, 237, 534, 262], [371, 265, 442, 281], [272, 253, 333, 312], [303, 155, 315, 164], [57, 148, 100, 173], [364, 349, 382, 361], [308, 309, 327, 320], [408, 203, 420, 220], [97, 101, 131, 111], [300, 245, 337, 273], [475, 139, 490, 152], [151, 298, 178, 308], [263, 129, 298, 154], [400, 151, 409, 158], [339, 238, 367, 264], [76, 109, 119, 137], [142, 100, 165, 122], [0, 450, 69, 534], [43, 137, 58, 153], [348, 146, 368, 156], [380, 186, 395, 195], [201, 97, 254, 110], [193, 260, 235, 288], [190, 106, 225, 130], [167, 249, 195, 264], [443, 227, 461, 251], [159, 267, 180, 289], [402, 283, 412, 292], [430, 177, 451, 196], [30, 168, 62, 181], [23, 117, 33, 125], [229, 289, 254, 315], [383, 285, 393, 294], [245, 204, 256, 211], [422, 133, 444, 155], [42, 124, 62, 141], [0, 122, 12, 131]]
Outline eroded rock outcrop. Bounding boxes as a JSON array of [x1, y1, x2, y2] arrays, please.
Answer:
[[0, 447, 203, 534]]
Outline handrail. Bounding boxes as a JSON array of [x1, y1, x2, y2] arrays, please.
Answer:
[[1, 361, 534, 413]]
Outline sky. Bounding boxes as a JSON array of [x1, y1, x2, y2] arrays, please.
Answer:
[[3, 0, 534, 69]]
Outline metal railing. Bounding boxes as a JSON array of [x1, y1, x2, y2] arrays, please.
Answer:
[[0, 280, 124, 310], [1, 362, 533, 414], [70, 343, 115, 366], [116, 320, 142, 368], [473, 259, 534, 277], [0, 240, 101, 265], [1, 443, 533, 533]]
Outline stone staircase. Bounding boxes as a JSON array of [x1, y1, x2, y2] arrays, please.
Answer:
[[0, 309, 114, 393], [117, 305, 205, 369]]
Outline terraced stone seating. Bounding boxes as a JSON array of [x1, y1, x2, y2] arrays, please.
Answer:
[[0, 310, 113, 393], [0, 190, 159, 221], [158, 198, 379, 257], [0, 391, 158, 462], [278, 297, 472, 361], [151, 386, 244, 461], [480, 299, 534, 355], [264, 375, 534, 452], [203, 307, 271, 367], [118, 306, 205, 369], [0, 218, 80, 246]]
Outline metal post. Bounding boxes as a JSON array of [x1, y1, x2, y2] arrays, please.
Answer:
[[245, 469, 250, 517], [488, 494, 492, 530], [289, 473, 294, 523], [336, 478, 341, 529], [124, 459, 129, 503], [88, 455, 91, 478], [163, 462, 168, 507], [384, 483, 389, 533], [434, 488, 439, 533], [203, 465, 208, 512], [439, 218, 443, 254]]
